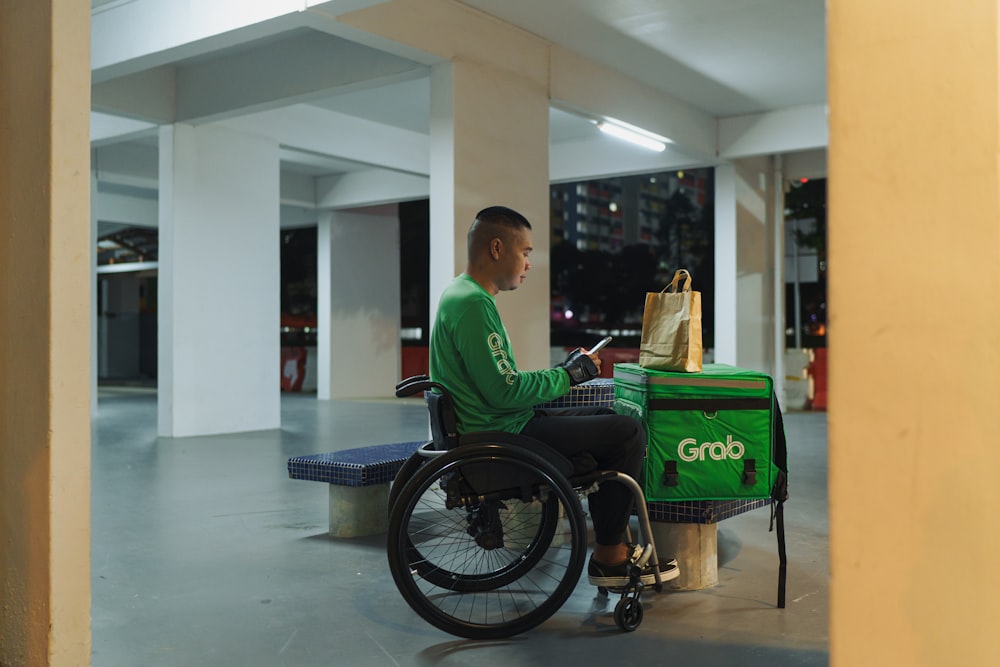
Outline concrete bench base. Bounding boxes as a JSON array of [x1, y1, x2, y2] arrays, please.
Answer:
[[643, 498, 771, 590], [650, 522, 719, 590], [328, 483, 391, 538], [288, 441, 425, 538]]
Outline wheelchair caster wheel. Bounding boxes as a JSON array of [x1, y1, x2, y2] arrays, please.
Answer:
[[614, 597, 643, 632]]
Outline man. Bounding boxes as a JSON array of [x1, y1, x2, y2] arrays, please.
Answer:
[[429, 205, 678, 587]]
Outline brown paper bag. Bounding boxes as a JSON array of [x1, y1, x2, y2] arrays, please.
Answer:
[[639, 269, 703, 373]]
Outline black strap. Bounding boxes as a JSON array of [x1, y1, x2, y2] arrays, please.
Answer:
[[648, 398, 772, 411], [742, 459, 757, 486], [662, 460, 678, 487], [772, 499, 787, 608], [768, 398, 789, 608]]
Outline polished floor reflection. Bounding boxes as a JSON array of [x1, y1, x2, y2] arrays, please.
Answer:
[[92, 388, 829, 666]]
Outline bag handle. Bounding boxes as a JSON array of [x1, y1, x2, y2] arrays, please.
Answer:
[[662, 269, 692, 293]]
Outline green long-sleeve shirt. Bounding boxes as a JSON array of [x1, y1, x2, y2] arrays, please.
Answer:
[[429, 273, 569, 434]]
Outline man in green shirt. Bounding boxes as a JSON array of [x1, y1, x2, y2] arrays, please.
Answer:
[[429, 205, 678, 588]]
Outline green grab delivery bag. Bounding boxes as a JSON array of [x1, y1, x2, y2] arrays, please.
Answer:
[[614, 363, 780, 501]]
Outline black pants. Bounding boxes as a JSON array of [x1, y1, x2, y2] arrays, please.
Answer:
[[520, 407, 646, 546]]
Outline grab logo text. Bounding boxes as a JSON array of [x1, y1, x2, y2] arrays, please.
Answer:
[[488, 332, 516, 385], [677, 435, 745, 462]]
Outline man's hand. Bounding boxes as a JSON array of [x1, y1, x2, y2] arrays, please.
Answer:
[[558, 348, 601, 386]]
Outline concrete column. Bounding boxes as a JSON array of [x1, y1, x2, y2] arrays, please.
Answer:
[[428, 59, 550, 369], [714, 159, 778, 373], [649, 522, 719, 590], [0, 1, 92, 664], [829, 1, 1000, 664], [158, 123, 280, 436], [736, 156, 777, 374], [317, 206, 401, 399], [714, 165, 738, 365]]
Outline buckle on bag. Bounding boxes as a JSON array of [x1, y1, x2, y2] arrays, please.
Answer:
[[742, 459, 757, 486], [663, 461, 679, 487]]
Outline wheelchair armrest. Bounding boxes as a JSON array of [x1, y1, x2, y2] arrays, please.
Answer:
[[396, 375, 448, 399]]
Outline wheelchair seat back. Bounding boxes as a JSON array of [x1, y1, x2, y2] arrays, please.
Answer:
[[394, 375, 458, 451], [425, 389, 459, 451]]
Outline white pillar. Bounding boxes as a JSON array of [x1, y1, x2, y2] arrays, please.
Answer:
[[714, 165, 738, 365], [771, 155, 786, 405], [157, 123, 280, 436], [715, 158, 778, 374], [737, 156, 777, 375], [428, 59, 550, 369], [428, 63, 458, 325], [317, 206, 401, 399]]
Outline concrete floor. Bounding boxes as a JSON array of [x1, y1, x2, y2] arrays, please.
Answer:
[[91, 388, 829, 666]]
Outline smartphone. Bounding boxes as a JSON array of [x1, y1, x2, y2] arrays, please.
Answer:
[[585, 336, 613, 355]]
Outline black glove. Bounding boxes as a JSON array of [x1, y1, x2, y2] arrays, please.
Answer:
[[557, 349, 599, 386]]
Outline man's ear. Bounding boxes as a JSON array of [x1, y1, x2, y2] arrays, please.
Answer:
[[490, 237, 502, 260]]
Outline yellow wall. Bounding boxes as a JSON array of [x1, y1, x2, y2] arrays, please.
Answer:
[[0, 1, 92, 665], [828, 1, 1000, 664]]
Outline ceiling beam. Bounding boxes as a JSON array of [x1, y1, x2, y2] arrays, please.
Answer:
[[90, 112, 158, 147], [92, 0, 305, 81], [219, 104, 430, 176], [718, 104, 829, 159], [550, 134, 709, 184], [337, 0, 549, 88], [174, 30, 426, 123], [92, 66, 176, 123], [339, 0, 717, 163], [316, 169, 429, 209], [95, 190, 158, 228]]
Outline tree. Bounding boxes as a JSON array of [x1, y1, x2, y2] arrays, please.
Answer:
[[784, 179, 827, 262]]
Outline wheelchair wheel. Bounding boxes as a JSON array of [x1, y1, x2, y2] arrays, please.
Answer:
[[614, 596, 643, 632], [387, 449, 431, 516], [386, 443, 588, 639], [406, 491, 561, 592]]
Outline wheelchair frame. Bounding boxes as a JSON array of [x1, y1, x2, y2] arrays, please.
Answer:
[[387, 375, 670, 638]]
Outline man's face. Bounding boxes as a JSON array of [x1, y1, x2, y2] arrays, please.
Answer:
[[497, 227, 533, 291]]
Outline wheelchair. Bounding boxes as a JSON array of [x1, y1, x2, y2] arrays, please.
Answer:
[[387, 375, 671, 639]]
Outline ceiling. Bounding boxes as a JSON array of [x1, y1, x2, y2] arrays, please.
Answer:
[[461, 0, 826, 117], [90, 0, 827, 220]]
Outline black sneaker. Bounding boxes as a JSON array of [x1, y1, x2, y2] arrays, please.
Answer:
[[587, 545, 680, 588]]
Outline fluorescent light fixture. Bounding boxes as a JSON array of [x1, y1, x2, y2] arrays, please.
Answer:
[[595, 118, 669, 152]]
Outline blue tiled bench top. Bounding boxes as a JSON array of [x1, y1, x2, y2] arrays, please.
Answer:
[[288, 441, 425, 487]]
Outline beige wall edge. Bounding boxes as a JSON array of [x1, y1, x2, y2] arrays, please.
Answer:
[[0, 0, 93, 665]]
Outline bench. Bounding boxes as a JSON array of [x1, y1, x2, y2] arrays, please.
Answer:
[[287, 379, 777, 591], [287, 441, 424, 538], [284, 382, 622, 538]]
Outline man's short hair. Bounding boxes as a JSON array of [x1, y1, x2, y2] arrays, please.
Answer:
[[468, 206, 531, 258]]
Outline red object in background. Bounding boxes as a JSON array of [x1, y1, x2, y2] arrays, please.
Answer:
[[597, 348, 640, 377], [281, 313, 317, 329], [281, 347, 307, 392], [567, 347, 640, 378], [402, 346, 429, 379], [808, 348, 828, 411]]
